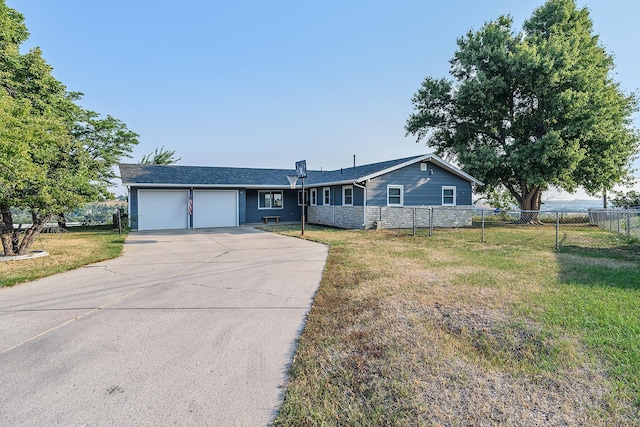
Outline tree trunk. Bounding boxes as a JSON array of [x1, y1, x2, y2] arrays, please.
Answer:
[[518, 186, 542, 224], [0, 203, 16, 256], [16, 212, 51, 255], [57, 213, 67, 229]]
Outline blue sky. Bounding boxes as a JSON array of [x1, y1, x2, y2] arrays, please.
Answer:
[[7, 0, 640, 197]]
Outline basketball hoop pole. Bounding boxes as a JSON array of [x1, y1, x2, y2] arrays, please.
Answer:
[[294, 160, 308, 236]]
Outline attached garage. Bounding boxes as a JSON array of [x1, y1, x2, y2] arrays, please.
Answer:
[[138, 189, 189, 231], [193, 190, 238, 228]]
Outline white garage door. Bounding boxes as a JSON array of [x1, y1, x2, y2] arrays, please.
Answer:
[[193, 190, 238, 228], [138, 189, 189, 231]]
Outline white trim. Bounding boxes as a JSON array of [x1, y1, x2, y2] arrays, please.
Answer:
[[323, 187, 331, 206], [298, 190, 308, 206], [258, 190, 284, 210], [442, 186, 457, 206], [342, 185, 353, 206], [387, 185, 404, 206], [310, 188, 317, 206], [354, 182, 367, 228]]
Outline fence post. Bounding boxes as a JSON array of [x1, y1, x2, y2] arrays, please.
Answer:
[[117, 209, 122, 236], [610, 213, 613, 232], [412, 207, 416, 236], [627, 212, 631, 237], [429, 207, 433, 237], [556, 212, 560, 251], [481, 209, 485, 243]]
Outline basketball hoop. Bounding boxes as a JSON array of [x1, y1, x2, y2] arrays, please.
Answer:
[[287, 175, 299, 189]]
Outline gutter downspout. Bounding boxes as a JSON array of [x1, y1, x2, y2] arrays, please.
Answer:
[[354, 181, 367, 229]]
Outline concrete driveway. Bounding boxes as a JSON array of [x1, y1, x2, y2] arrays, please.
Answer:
[[0, 228, 327, 426]]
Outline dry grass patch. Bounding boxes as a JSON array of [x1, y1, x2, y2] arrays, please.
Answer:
[[272, 226, 639, 426], [556, 252, 638, 269]]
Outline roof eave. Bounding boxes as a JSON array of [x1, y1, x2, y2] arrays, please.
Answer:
[[122, 183, 296, 189]]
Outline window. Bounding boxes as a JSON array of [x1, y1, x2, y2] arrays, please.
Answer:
[[258, 191, 283, 209], [387, 185, 403, 206], [442, 186, 456, 206], [310, 189, 317, 206], [323, 187, 331, 205], [421, 163, 427, 172], [298, 190, 308, 206], [342, 185, 353, 206]]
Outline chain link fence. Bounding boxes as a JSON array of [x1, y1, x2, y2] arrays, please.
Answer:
[[374, 207, 640, 250], [587, 209, 640, 237], [475, 208, 640, 250]]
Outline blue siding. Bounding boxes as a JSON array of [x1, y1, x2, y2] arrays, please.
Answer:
[[129, 187, 139, 229], [245, 189, 302, 223], [316, 185, 365, 206], [354, 186, 364, 206], [366, 163, 473, 206], [333, 186, 342, 205], [238, 189, 247, 225]]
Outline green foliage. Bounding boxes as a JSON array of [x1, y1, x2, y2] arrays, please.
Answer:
[[140, 145, 181, 165], [406, 0, 639, 212], [73, 109, 139, 198], [611, 190, 640, 208], [480, 187, 517, 210], [0, 0, 138, 255]]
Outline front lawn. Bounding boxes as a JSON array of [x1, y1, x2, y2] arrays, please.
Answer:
[[271, 225, 640, 426], [0, 226, 127, 288]]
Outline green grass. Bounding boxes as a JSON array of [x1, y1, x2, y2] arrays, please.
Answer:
[[0, 226, 127, 288], [269, 225, 640, 425], [535, 272, 640, 406]]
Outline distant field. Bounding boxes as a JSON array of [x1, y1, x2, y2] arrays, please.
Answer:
[[270, 225, 640, 426]]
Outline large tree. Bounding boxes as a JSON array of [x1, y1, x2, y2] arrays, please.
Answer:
[[0, 1, 138, 255], [405, 0, 638, 221]]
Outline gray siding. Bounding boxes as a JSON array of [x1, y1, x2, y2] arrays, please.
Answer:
[[366, 163, 473, 206]]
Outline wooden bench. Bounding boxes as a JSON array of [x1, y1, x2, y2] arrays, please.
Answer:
[[262, 216, 281, 224]]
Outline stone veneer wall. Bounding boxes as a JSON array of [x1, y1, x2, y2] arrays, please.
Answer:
[[431, 207, 474, 228], [307, 206, 365, 229], [308, 205, 473, 229]]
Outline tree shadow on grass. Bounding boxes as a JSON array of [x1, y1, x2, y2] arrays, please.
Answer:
[[555, 241, 640, 291]]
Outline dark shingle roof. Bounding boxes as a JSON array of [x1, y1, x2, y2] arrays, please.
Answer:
[[303, 155, 429, 185], [119, 163, 297, 187], [119, 154, 482, 188]]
